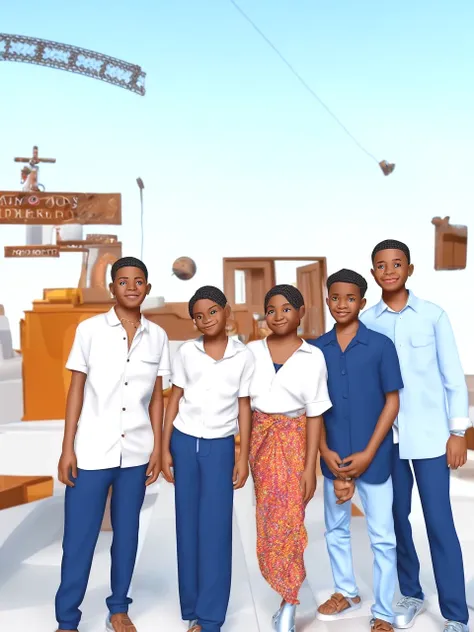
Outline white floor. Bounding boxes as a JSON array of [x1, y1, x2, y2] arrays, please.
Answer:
[[0, 423, 473, 631]]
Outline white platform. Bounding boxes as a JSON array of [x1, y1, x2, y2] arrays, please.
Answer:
[[0, 421, 473, 631]]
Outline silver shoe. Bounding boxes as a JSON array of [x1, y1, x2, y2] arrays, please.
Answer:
[[188, 620, 199, 630], [393, 597, 425, 629], [272, 606, 283, 629], [273, 602, 296, 632], [444, 622, 469, 632]]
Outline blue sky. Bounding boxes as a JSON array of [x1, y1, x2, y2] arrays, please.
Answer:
[[1, 0, 474, 353]]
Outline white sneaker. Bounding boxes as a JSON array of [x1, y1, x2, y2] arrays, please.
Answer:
[[444, 622, 469, 632], [393, 597, 425, 629]]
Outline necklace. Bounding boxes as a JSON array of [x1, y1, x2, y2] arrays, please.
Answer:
[[120, 317, 141, 329]]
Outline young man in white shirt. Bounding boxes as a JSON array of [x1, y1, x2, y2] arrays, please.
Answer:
[[161, 286, 254, 632], [55, 257, 171, 632]]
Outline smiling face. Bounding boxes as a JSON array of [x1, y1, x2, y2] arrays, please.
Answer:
[[265, 294, 304, 336], [192, 299, 228, 337], [371, 248, 414, 293], [109, 266, 150, 309], [326, 281, 365, 325]]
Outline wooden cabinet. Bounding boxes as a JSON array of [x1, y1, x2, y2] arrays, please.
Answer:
[[21, 289, 112, 421], [432, 216, 467, 270]]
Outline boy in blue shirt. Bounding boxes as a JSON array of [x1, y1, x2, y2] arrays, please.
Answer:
[[310, 269, 403, 632], [361, 239, 471, 632]]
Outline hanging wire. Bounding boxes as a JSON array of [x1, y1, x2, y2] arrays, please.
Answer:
[[228, 0, 380, 164]]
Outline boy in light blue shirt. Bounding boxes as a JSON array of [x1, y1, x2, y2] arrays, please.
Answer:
[[360, 239, 471, 632]]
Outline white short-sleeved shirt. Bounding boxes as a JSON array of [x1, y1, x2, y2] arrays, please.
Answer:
[[248, 338, 332, 418], [66, 308, 171, 470], [172, 336, 255, 439]]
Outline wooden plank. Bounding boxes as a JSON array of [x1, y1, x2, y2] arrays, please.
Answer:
[[0, 191, 121, 224], [4, 245, 59, 258], [0, 475, 53, 510]]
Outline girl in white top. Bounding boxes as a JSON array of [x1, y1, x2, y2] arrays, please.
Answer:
[[248, 284, 332, 632]]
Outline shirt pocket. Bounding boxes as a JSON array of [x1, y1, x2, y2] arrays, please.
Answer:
[[138, 354, 161, 380], [410, 332, 436, 370]]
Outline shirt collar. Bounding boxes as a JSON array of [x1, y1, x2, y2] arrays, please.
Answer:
[[105, 307, 149, 332], [374, 290, 419, 317], [262, 336, 313, 353], [194, 335, 245, 358], [323, 321, 369, 346]]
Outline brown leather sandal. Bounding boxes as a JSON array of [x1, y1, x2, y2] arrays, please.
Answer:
[[316, 592, 361, 620], [371, 619, 394, 631]]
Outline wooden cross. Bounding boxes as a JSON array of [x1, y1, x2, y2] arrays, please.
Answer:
[[14, 145, 56, 167]]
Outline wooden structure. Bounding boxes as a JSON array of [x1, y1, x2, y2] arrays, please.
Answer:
[[0, 475, 53, 510], [20, 289, 113, 421], [223, 257, 327, 339], [14, 145, 56, 192], [145, 257, 328, 342], [432, 216, 468, 270]]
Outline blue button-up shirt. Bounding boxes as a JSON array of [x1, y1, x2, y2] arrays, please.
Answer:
[[310, 322, 403, 484], [360, 292, 471, 460]]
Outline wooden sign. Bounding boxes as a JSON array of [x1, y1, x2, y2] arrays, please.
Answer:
[[5, 246, 60, 258], [0, 191, 121, 225], [432, 216, 468, 270]]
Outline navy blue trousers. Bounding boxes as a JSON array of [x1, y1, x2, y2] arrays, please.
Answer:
[[55, 465, 147, 630], [171, 428, 235, 632], [392, 445, 468, 624]]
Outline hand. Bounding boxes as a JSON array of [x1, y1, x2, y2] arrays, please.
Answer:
[[58, 450, 77, 487], [300, 467, 317, 505], [233, 458, 249, 490], [161, 449, 174, 484], [146, 449, 161, 486], [321, 449, 343, 478], [446, 435, 467, 470], [333, 478, 355, 505], [340, 450, 373, 479]]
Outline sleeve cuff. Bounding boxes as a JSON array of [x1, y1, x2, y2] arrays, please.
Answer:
[[172, 379, 185, 389], [66, 363, 88, 374], [384, 380, 404, 394], [306, 399, 332, 418], [157, 369, 171, 377], [449, 416, 472, 432]]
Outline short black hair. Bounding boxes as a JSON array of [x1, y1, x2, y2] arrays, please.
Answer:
[[264, 284, 305, 312], [327, 269, 368, 298], [189, 285, 227, 318], [371, 239, 411, 265], [111, 256, 148, 281]]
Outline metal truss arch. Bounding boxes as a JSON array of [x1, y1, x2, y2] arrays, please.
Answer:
[[0, 33, 146, 95]]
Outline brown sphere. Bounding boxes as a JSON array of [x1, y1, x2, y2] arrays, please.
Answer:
[[172, 256, 197, 280]]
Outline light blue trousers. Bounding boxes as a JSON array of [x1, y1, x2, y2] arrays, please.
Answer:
[[323, 476, 396, 623]]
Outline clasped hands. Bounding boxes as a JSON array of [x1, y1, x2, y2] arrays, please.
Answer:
[[322, 448, 373, 505]]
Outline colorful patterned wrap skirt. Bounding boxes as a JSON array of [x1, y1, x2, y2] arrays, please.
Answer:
[[249, 409, 307, 604]]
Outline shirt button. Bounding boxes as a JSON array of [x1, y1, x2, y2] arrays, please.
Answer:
[[342, 370, 346, 375], [343, 394, 348, 399], [125, 382, 128, 386], [121, 433, 125, 438], [127, 359, 130, 362], [122, 407, 126, 411]]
